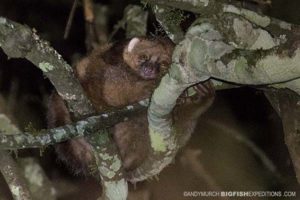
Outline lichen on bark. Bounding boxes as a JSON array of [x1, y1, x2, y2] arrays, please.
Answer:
[[128, 0, 300, 183]]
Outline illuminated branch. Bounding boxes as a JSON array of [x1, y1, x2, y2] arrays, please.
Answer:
[[0, 17, 94, 118], [0, 102, 146, 149], [129, 0, 300, 182]]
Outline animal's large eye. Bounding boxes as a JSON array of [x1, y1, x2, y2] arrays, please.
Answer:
[[160, 61, 169, 68], [139, 54, 149, 63]]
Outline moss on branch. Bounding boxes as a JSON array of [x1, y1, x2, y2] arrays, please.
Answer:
[[0, 102, 146, 149], [128, 0, 300, 182]]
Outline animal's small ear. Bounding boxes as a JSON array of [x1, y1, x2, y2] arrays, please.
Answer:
[[127, 38, 140, 52]]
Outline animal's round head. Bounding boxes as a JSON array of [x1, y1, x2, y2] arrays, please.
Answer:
[[123, 37, 175, 80]]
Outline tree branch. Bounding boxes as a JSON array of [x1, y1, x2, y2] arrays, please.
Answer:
[[128, 0, 300, 182], [124, 5, 148, 38], [152, 5, 184, 43], [86, 130, 128, 200], [18, 158, 56, 200], [0, 17, 94, 118], [0, 114, 32, 200], [0, 101, 147, 149], [0, 17, 146, 200]]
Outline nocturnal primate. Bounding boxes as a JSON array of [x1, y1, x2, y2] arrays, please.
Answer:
[[47, 36, 215, 176]]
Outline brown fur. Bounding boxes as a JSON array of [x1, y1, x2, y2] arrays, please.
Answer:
[[48, 37, 175, 174], [47, 92, 94, 174], [76, 38, 174, 109], [48, 37, 215, 176]]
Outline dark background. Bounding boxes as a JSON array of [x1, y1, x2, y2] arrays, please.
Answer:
[[0, 0, 299, 199]]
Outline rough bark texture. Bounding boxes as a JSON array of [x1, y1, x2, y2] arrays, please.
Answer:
[[0, 17, 94, 118], [0, 150, 33, 200], [0, 102, 146, 149], [127, 0, 300, 182], [1, 0, 300, 199]]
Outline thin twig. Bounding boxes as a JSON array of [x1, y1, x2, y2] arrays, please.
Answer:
[[0, 101, 147, 149], [64, 0, 79, 39]]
